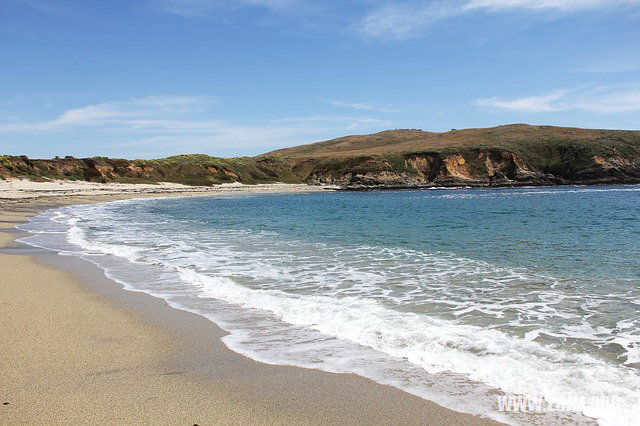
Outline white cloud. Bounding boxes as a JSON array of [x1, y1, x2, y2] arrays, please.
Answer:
[[580, 87, 640, 113], [268, 114, 393, 131], [356, 0, 640, 40], [357, 2, 455, 40], [0, 96, 392, 155], [322, 98, 400, 113], [474, 84, 640, 113], [475, 90, 567, 112], [0, 96, 213, 131]]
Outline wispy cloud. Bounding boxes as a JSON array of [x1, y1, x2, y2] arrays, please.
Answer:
[[157, 0, 640, 41], [0, 95, 214, 131], [357, 2, 456, 40], [475, 90, 568, 112], [356, 0, 640, 40], [268, 114, 393, 130], [0, 95, 392, 155], [321, 98, 400, 113], [474, 84, 640, 113]]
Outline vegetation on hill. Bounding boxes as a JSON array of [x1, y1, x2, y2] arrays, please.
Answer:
[[0, 154, 308, 186], [264, 124, 640, 188], [2, 124, 640, 188], [265, 125, 640, 159]]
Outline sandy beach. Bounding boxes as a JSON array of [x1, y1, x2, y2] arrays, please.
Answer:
[[0, 179, 500, 425], [0, 178, 335, 204]]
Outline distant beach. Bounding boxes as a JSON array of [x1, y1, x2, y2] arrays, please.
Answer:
[[0, 178, 335, 203], [0, 179, 496, 425]]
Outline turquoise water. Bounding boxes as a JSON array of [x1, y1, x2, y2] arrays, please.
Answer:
[[156, 186, 640, 282], [19, 185, 640, 425]]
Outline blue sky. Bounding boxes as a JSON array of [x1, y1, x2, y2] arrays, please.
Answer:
[[1, 0, 639, 158]]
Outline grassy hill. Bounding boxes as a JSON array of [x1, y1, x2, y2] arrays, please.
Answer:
[[266, 124, 639, 161], [0, 154, 308, 186], [2, 124, 640, 188], [264, 124, 640, 188]]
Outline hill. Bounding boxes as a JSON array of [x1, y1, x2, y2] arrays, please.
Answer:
[[266, 125, 637, 158], [2, 124, 640, 188], [264, 124, 640, 188], [0, 154, 308, 186]]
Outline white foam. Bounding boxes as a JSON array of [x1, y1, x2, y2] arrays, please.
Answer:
[[170, 268, 638, 424]]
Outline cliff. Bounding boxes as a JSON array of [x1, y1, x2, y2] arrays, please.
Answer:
[[0, 154, 307, 186], [2, 124, 640, 189]]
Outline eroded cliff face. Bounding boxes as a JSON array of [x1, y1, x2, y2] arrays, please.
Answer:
[[305, 149, 640, 189], [0, 155, 305, 186], [0, 157, 169, 182]]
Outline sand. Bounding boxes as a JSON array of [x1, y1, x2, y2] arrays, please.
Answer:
[[0, 180, 501, 425], [0, 178, 334, 203]]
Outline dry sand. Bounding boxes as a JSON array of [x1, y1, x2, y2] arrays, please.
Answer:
[[0, 180, 501, 425], [0, 178, 334, 203]]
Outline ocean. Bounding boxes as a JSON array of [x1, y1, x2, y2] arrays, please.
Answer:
[[18, 185, 640, 425]]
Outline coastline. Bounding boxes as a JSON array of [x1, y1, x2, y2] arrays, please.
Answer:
[[0, 182, 500, 424], [0, 179, 336, 205]]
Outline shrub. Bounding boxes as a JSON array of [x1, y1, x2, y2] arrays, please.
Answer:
[[0, 155, 14, 170]]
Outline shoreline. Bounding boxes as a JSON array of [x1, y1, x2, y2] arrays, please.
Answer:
[[335, 181, 640, 191], [0, 179, 337, 205], [0, 187, 501, 424]]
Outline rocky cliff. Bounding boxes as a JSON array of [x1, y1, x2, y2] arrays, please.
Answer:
[[302, 148, 640, 188], [0, 154, 307, 186]]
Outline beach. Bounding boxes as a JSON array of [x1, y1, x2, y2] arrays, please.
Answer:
[[0, 179, 497, 425]]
